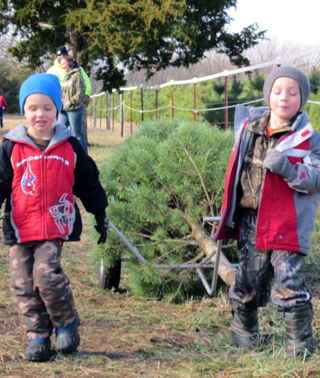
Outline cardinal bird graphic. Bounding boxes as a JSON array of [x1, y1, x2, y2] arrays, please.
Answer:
[[21, 162, 36, 195]]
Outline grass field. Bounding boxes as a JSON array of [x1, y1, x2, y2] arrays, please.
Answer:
[[1, 115, 320, 377]]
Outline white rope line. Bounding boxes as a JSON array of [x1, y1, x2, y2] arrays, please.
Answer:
[[88, 98, 320, 116], [123, 104, 168, 113], [90, 105, 121, 111], [169, 98, 265, 112], [308, 100, 320, 105]]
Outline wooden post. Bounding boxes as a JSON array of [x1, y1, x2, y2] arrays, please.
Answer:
[[130, 90, 133, 134], [140, 84, 144, 123], [99, 95, 102, 129], [91, 98, 93, 128], [112, 90, 115, 132], [106, 92, 111, 130], [194, 83, 197, 122], [120, 92, 123, 137], [94, 97, 97, 128], [224, 73, 229, 130], [171, 85, 174, 119], [155, 86, 158, 120]]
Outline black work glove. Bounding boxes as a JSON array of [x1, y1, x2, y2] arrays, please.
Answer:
[[94, 210, 108, 245], [264, 149, 295, 178]]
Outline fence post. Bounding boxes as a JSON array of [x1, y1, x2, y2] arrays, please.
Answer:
[[130, 90, 133, 134], [194, 82, 197, 122], [120, 92, 123, 137], [112, 89, 116, 132], [171, 85, 174, 119], [224, 70, 229, 130], [140, 84, 144, 123], [99, 95, 102, 129], [155, 86, 158, 120], [107, 92, 111, 130], [94, 96, 97, 128], [91, 97, 93, 128]]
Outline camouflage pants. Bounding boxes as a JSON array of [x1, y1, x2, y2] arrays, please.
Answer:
[[229, 211, 312, 311], [9, 239, 76, 340]]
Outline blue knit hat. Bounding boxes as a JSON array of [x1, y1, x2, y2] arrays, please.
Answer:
[[19, 73, 62, 116]]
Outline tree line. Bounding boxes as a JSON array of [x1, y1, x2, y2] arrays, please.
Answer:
[[0, 0, 265, 92]]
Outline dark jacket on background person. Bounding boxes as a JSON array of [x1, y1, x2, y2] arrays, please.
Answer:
[[0, 123, 108, 245]]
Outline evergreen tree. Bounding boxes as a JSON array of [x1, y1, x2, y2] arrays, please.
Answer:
[[309, 68, 320, 95], [0, 0, 265, 91], [92, 119, 235, 302]]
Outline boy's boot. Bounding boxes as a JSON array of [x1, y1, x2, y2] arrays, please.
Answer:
[[55, 311, 80, 354], [284, 303, 316, 358], [231, 305, 268, 348], [26, 337, 51, 362]]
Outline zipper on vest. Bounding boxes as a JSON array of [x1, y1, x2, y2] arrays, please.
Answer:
[[41, 151, 47, 239]]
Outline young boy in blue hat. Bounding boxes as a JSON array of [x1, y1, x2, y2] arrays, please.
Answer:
[[215, 66, 320, 357], [0, 73, 108, 361]]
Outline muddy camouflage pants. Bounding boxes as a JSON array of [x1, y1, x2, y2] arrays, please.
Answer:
[[9, 239, 76, 340], [229, 211, 312, 311]]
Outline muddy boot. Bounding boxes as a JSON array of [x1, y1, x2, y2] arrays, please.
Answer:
[[231, 305, 268, 348], [55, 311, 80, 354], [285, 303, 315, 358], [26, 337, 51, 362]]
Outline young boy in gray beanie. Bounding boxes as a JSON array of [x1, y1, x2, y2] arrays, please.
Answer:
[[215, 66, 320, 357], [0, 73, 108, 361]]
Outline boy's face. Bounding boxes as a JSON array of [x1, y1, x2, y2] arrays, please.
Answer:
[[24, 93, 57, 139], [269, 77, 301, 125]]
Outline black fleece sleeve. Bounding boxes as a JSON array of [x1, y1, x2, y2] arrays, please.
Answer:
[[0, 140, 14, 207], [68, 137, 108, 214]]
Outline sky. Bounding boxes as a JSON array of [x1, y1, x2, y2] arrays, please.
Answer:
[[227, 0, 320, 47]]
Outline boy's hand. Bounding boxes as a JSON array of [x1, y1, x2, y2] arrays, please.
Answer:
[[94, 211, 108, 245], [264, 149, 295, 178]]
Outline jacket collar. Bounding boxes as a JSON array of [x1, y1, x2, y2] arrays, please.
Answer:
[[4, 123, 71, 150]]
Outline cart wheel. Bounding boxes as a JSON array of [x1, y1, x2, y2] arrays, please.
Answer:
[[97, 257, 121, 290]]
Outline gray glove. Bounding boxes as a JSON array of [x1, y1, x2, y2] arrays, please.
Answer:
[[264, 149, 295, 178]]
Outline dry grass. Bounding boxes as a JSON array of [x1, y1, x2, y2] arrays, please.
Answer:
[[1, 116, 320, 377]]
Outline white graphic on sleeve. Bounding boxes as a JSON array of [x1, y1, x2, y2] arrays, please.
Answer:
[[49, 193, 75, 235], [21, 162, 36, 195]]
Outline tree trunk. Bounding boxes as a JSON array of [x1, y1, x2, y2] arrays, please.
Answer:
[[189, 220, 237, 286]]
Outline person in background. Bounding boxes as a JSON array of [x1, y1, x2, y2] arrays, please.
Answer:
[[47, 46, 91, 103], [215, 66, 320, 358], [0, 93, 8, 128], [58, 57, 87, 153]]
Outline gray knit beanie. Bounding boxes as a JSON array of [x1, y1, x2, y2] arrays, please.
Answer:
[[263, 66, 310, 110]]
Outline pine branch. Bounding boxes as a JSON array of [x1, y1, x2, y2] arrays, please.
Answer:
[[177, 137, 214, 217]]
